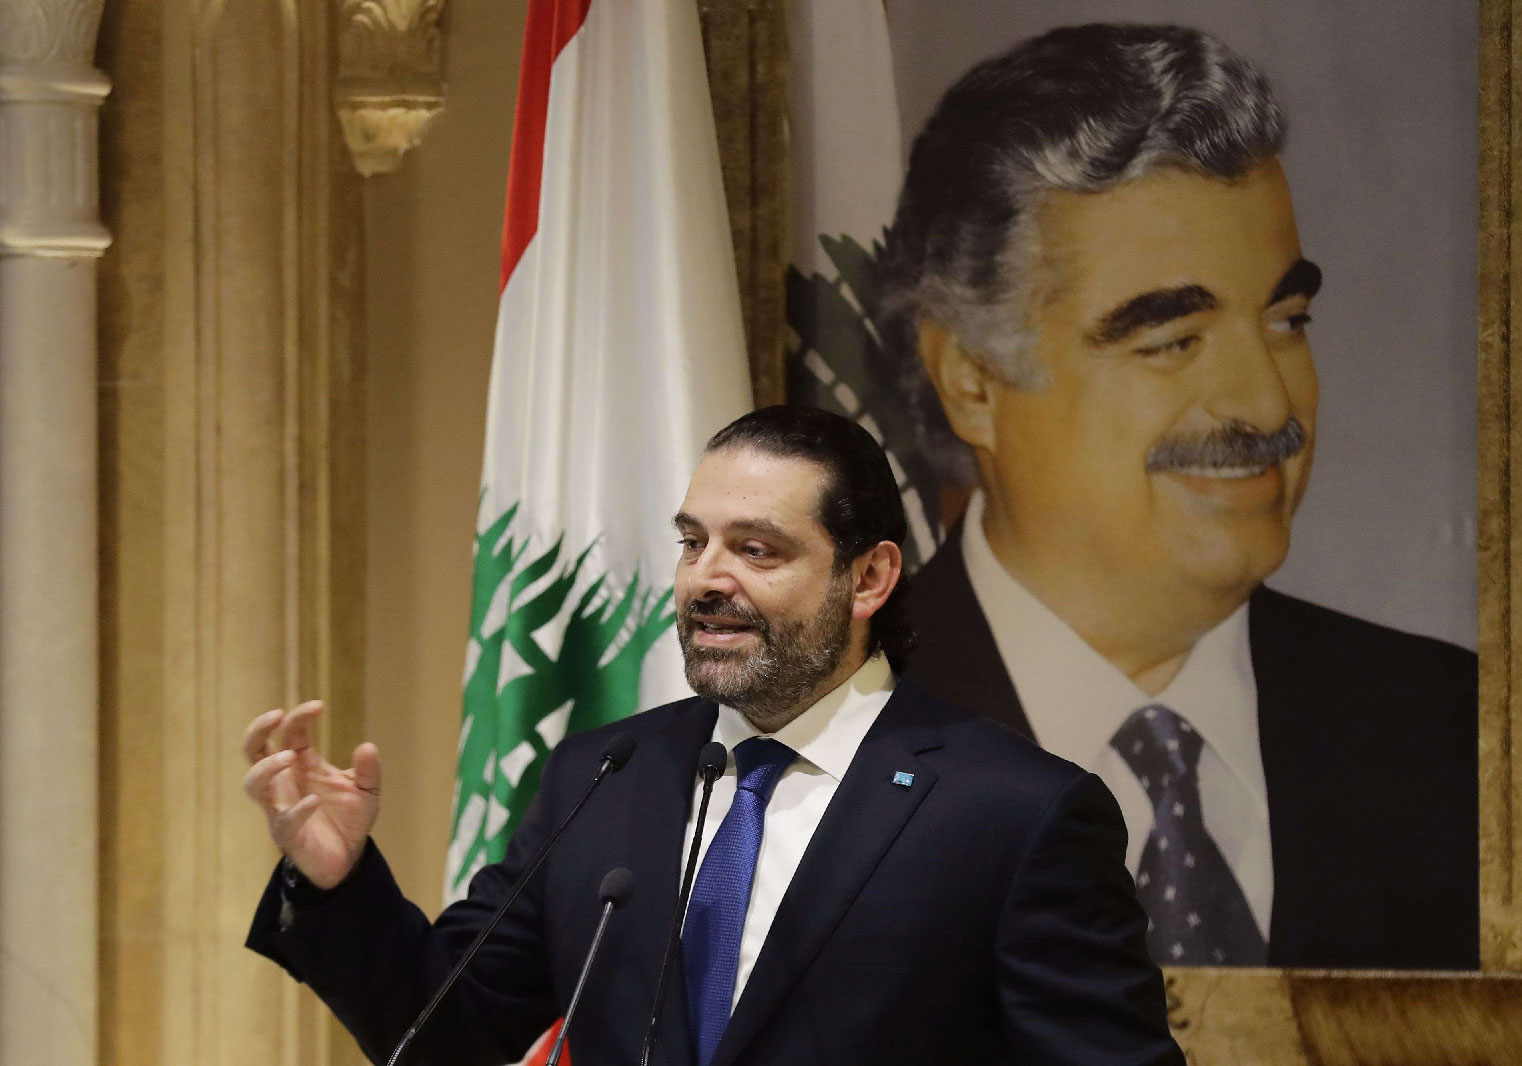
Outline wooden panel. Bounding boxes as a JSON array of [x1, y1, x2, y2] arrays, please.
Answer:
[[1289, 975, 1522, 1066], [1481, 0, 1522, 974], [97, 4, 168, 1062], [1162, 971, 1310, 1064], [698, 0, 789, 407]]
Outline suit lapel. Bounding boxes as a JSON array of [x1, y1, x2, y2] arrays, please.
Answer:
[[622, 698, 716, 1066], [1248, 588, 1331, 965], [709, 686, 944, 1066]]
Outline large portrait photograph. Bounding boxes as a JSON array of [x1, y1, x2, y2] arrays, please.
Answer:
[[786, 0, 1480, 972]]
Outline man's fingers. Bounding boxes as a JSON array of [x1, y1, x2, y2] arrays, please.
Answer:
[[271, 793, 321, 839], [241, 709, 285, 765], [243, 749, 296, 807], [351, 742, 381, 794], [279, 700, 324, 752]]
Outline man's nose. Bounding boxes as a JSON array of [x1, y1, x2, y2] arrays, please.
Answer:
[[1202, 326, 1296, 432], [686, 544, 739, 599]]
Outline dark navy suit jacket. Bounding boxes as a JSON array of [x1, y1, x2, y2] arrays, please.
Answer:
[[906, 529, 1480, 971], [247, 676, 1183, 1065]]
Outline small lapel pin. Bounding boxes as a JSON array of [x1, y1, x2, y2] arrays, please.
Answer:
[[892, 770, 915, 788]]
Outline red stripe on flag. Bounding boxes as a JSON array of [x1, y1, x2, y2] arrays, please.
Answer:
[[500, 0, 593, 291]]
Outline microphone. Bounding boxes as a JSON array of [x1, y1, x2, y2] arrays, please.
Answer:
[[544, 867, 636, 1066], [639, 740, 728, 1066], [600, 733, 637, 774], [385, 733, 638, 1066]]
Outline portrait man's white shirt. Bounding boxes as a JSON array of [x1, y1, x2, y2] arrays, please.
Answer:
[[684, 653, 895, 1011], [960, 491, 1274, 937]]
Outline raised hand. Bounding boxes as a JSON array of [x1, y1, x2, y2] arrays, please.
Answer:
[[241, 700, 381, 890]]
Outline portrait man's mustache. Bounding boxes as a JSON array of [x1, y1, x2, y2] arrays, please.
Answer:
[[1145, 418, 1308, 475]]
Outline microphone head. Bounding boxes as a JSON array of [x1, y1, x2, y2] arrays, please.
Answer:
[[600, 733, 637, 772], [599, 867, 635, 908], [697, 741, 728, 779]]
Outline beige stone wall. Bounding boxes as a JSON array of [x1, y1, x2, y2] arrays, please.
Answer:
[[363, 0, 529, 916], [97, 0, 368, 1061], [93, 0, 530, 1054], [97, 0, 531, 1054]]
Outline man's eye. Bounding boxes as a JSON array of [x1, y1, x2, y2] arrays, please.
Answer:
[[743, 544, 772, 559], [677, 537, 700, 551], [1269, 312, 1313, 334], [1134, 335, 1198, 357]]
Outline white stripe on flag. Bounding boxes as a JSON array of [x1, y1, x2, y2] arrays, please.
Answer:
[[449, 0, 752, 916]]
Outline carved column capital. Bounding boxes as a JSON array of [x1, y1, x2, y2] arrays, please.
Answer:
[[335, 0, 446, 176], [0, 0, 110, 257], [0, 0, 103, 66]]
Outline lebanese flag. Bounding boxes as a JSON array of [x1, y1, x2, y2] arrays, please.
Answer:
[[448, 0, 752, 1063]]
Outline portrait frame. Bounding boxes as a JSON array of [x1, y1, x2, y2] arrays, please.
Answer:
[[699, 0, 1522, 1059]]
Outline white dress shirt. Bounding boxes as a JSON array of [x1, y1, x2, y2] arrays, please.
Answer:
[[960, 492, 1274, 937], [682, 653, 895, 1012]]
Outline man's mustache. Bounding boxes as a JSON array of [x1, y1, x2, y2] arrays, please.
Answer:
[[680, 598, 768, 632], [1145, 418, 1307, 473]]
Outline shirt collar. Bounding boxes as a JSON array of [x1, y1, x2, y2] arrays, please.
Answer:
[[714, 653, 895, 781], [960, 491, 1267, 814]]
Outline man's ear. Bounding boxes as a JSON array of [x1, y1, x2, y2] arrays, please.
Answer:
[[918, 318, 997, 450], [850, 541, 903, 621]]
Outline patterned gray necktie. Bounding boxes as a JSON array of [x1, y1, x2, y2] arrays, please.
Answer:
[[1110, 704, 1267, 965]]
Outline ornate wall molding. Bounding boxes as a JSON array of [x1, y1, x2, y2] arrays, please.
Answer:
[[0, 0, 110, 256], [334, 0, 445, 175], [0, 0, 104, 67]]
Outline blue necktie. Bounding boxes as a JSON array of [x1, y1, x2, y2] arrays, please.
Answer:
[[1111, 704, 1267, 965], [682, 736, 795, 1066]]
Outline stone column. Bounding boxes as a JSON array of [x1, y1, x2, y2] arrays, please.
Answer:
[[0, 2, 109, 1065]]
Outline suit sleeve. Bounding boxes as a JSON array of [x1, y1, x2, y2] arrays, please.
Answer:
[[995, 771, 1184, 1066], [244, 756, 569, 1065]]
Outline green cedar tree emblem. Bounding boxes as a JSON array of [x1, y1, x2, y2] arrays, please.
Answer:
[[446, 501, 674, 898]]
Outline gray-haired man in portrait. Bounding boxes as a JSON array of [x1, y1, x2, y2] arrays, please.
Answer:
[[881, 23, 1478, 970]]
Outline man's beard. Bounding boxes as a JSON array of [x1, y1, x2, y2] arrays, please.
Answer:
[[677, 570, 855, 730]]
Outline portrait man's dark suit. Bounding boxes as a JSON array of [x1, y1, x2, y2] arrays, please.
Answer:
[[247, 677, 1183, 1066], [906, 530, 1479, 971]]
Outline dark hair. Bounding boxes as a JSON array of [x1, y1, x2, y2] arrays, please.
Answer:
[[705, 405, 916, 671], [878, 23, 1287, 481]]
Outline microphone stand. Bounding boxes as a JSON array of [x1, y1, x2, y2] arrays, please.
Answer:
[[385, 737, 635, 1066], [544, 867, 635, 1066], [639, 741, 727, 1066]]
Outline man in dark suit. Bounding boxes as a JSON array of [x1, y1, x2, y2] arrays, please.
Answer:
[[242, 406, 1183, 1065], [911, 533, 1477, 970], [878, 24, 1478, 969]]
